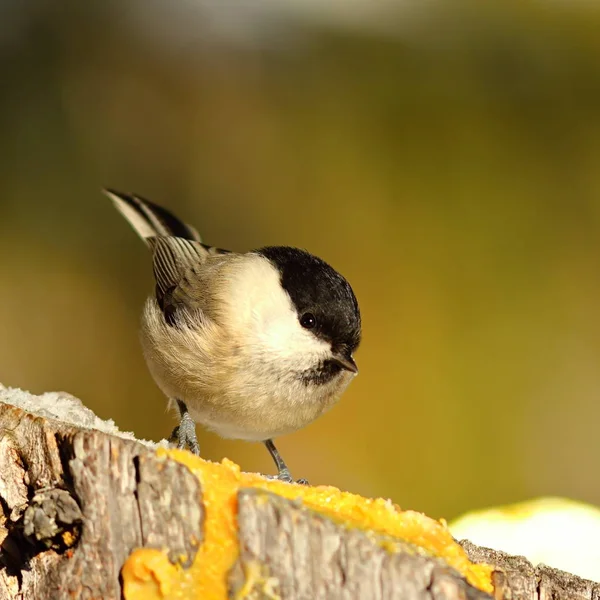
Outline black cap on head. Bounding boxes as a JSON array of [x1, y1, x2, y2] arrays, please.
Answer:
[[257, 246, 361, 357]]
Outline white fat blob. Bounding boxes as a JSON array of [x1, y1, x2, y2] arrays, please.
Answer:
[[222, 254, 332, 370]]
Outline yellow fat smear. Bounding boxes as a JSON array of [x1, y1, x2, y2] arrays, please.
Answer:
[[122, 449, 492, 600]]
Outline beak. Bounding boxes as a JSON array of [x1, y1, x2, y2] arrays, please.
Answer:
[[331, 354, 358, 374]]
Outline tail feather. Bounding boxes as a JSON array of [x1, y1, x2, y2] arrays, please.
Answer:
[[104, 189, 202, 244]]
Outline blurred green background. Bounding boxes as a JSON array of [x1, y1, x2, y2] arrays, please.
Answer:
[[2, 0, 600, 521]]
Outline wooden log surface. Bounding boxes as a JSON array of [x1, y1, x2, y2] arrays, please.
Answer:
[[0, 384, 596, 599]]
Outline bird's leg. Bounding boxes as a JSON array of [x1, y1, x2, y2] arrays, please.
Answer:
[[169, 399, 200, 455], [264, 439, 308, 485]]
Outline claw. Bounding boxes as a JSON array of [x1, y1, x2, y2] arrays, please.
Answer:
[[169, 400, 200, 455]]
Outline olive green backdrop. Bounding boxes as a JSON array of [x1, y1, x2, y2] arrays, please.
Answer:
[[2, 0, 600, 520]]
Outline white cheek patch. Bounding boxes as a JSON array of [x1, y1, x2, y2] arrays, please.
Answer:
[[258, 309, 329, 367], [224, 255, 330, 367]]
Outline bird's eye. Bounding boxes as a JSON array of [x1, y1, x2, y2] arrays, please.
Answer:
[[300, 312, 316, 329]]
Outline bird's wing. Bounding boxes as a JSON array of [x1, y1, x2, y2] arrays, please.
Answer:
[[148, 235, 233, 326], [147, 236, 207, 300]]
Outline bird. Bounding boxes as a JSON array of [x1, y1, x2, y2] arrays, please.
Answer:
[[105, 189, 361, 482]]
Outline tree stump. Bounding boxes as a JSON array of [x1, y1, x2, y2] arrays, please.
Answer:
[[0, 385, 596, 599]]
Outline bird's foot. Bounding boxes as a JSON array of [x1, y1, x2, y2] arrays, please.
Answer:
[[169, 411, 200, 455], [263, 471, 309, 485], [262, 438, 308, 484]]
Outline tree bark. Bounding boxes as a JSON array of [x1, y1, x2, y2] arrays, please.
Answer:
[[0, 386, 596, 599]]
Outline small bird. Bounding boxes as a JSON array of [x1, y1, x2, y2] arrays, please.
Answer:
[[105, 189, 361, 482]]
